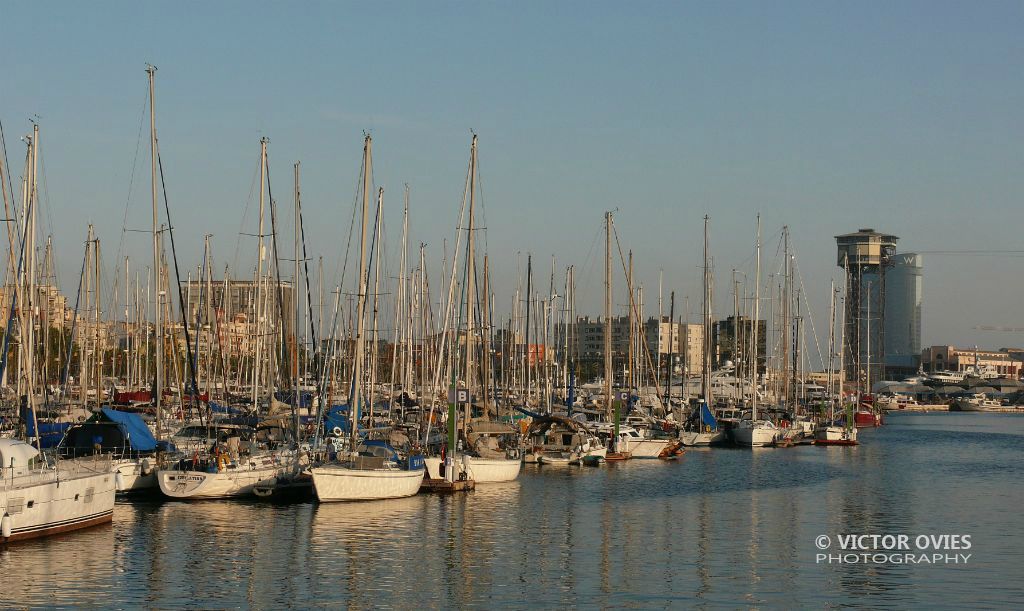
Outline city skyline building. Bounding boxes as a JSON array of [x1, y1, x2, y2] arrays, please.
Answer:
[[885, 252, 923, 376]]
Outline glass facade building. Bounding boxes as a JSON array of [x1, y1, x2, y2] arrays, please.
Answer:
[[884, 253, 923, 373]]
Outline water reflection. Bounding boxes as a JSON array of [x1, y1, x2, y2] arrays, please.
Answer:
[[2, 413, 1021, 608]]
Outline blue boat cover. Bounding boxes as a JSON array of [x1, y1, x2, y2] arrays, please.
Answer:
[[100, 408, 158, 451], [324, 405, 354, 434], [700, 401, 718, 428], [20, 406, 72, 448], [209, 401, 247, 415]]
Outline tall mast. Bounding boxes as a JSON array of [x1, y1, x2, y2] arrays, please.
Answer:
[[146, 65, 163, 439], [349, 135, 373, 451], [389, 185, 409, 417], [751, 215, 761, 421], [701, 215, 712, 406], [482, 254, 492, 408], [464, 134, 477, 426], [293, 161, 302, 438], [251, 137, 268, 408], [603, 212, 613, 424], [23, 124, 40, 443], [367, 186, 384, 423], [782, 225, 791, 409], [826, 279, 836, 421], [627, 251, 634, 399], [665, 291, 675, 409], [658, 270, 663, 401]]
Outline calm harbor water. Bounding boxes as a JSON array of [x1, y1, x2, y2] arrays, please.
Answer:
[[4, 412, 1022, 609]]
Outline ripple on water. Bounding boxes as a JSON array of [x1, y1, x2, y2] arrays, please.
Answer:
[[2, 413, 1022, 608]]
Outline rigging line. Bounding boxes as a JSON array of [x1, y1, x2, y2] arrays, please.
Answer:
[[266, 158, 290, 391], [575, 220, 605, 305], [232, 153, 261, 279], [315, 145, 365, 407], [474, 145, 489, 268], [0, 119, 15, 222], [61, 235, 90, 391], [328, 142, 366, 302], [297, 171, 318, 366], [0, 124, 18, 293], [788, 248, 826, 375], [108, 86, 149, 309], [36, 144, 63, 295], [611, 221, 663, 398], [0, 169, 37, 387], [156, 148, 203, 406]]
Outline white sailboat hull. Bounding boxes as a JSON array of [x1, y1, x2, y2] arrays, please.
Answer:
[[1, 462, 116, 543], [311, 465, 424, 501], [422, 455, 521, 483], [620, 438, 670, 458], [465, 456, 521, 482], [733, 424, 778, 447], [679, 430, 727, 446], [158, 462, 285, 499], [113, 458, 157, 493], [815, 426, 859, 443]]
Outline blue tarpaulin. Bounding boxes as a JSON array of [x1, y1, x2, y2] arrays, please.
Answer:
[[324, 405, 353, 434], [700, 401, 718, 428], [21, 406, 72, 448], [99, 408, 158, 451], [210, 401, 248, 416]]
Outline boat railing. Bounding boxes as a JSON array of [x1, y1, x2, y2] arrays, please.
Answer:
[[1, 454, 112, 489]]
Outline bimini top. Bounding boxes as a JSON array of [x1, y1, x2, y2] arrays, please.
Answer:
[[0, 438, 40, 468]]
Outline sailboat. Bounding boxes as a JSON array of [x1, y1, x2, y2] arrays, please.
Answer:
[[1, 439, 117, 542], [57, 407, 160, 493], [0, 123, 116, 542], [816, 263, 858, 445], [681, 216, 726, 446], [158, 135, 299, 499], [733, 216, 778, 447], [421, 135, 520, 483], [310, 135, 425, 502]]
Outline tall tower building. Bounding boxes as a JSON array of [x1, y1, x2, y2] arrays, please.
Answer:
[[884, 253, 923, 376], [836, 228, 898, 385]]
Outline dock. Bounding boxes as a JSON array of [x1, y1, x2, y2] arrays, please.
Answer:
[[884, 404, 949, 412], [420, 478, 476, 494], [886, 405, 1024, 413]]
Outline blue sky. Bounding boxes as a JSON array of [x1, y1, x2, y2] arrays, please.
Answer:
[[2, 1, 1024, 351]]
